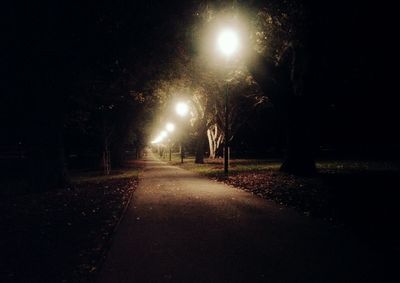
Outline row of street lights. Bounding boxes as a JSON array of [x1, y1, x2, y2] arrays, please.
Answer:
[[151, 101, 189, 162], [151, 26, 240, 174]]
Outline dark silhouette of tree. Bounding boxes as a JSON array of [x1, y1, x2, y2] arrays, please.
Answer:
[[7, 0, 175, 190], [246, 0, 320, 175]]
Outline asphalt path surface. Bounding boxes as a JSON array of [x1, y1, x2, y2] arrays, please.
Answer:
[[97, 153, 387, 282]]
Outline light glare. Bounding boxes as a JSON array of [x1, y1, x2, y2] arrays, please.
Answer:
[[160, 131, 168, 138], [217, 28, 239, 57], [176, 102, 189, 117], [166, 122, 175, 132], [151, 130, 168, 144]]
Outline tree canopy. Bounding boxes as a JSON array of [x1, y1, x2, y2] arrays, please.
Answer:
[[2, 0, 396, 189]]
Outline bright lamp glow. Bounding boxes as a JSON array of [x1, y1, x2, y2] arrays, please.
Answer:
[[160, 130, 168, 138], [176, 102, 189, 117], [217, 28, 239, 57], [151, 136, 162, 144], [151, 130, 168, 144], [166, 122, 175, 132]]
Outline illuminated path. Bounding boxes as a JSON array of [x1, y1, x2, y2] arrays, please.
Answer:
[[97, 153, 383, 282]]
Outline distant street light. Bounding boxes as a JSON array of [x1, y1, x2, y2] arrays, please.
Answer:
[[151, 129, 169, 145], [176, 102, 189, 117], [217, 27, 240, 175], [160, 130, 168, 139], [152, 131, 169, 158], [166, 122, 175, 132]]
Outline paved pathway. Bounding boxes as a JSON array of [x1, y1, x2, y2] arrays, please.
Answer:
[[97, 153, 384, 282]]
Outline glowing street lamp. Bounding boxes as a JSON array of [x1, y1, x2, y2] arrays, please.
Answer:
[[217, 28, 240, 57], [217, 27, 240, 175], [151, 129, 169, 145], [152, 131, 168, 158], [175, 102, 189, 117], [166, 122, 175, 132], [160, 130, 168, 138]]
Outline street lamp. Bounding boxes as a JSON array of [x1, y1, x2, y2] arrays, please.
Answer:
[[151, 132, 164, 144], [166, 122, 175, 132], [176, 102, 189, 117], [151, 131, 166, 157], [217, 27, 240, 175], [160, 130, 168, 139], [217, 28, 240, 57]]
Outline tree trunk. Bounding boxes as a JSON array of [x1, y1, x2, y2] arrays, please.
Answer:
[[247, 46, 316, 176], [207, 128, 215, 159], [101, 138, 111, 175], [207, 123, 224, 159]]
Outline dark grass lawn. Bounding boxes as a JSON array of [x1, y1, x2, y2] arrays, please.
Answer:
[[0, 162, 141, 283], [169, 155, 400, 258]]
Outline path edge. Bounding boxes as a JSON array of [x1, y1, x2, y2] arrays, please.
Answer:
[[93, 167, 143, 282]]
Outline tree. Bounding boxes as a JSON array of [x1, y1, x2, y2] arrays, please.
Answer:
[[207, 123, 224, 159], [246, 0, 318, 175], [9, 0, 176, 190]]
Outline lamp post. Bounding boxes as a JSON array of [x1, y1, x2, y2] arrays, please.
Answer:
[[175, 102, 189, 163], [217, 28, 240, 175]]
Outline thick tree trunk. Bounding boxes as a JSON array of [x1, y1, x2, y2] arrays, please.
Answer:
[[207, 124, 224, 159], [207, 129, 215, 159], [247, 47, 316, 175]]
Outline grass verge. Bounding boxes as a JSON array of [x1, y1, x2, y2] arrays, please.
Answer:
[[0, 162, 141, 283], [166, 154, 400, 254]]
